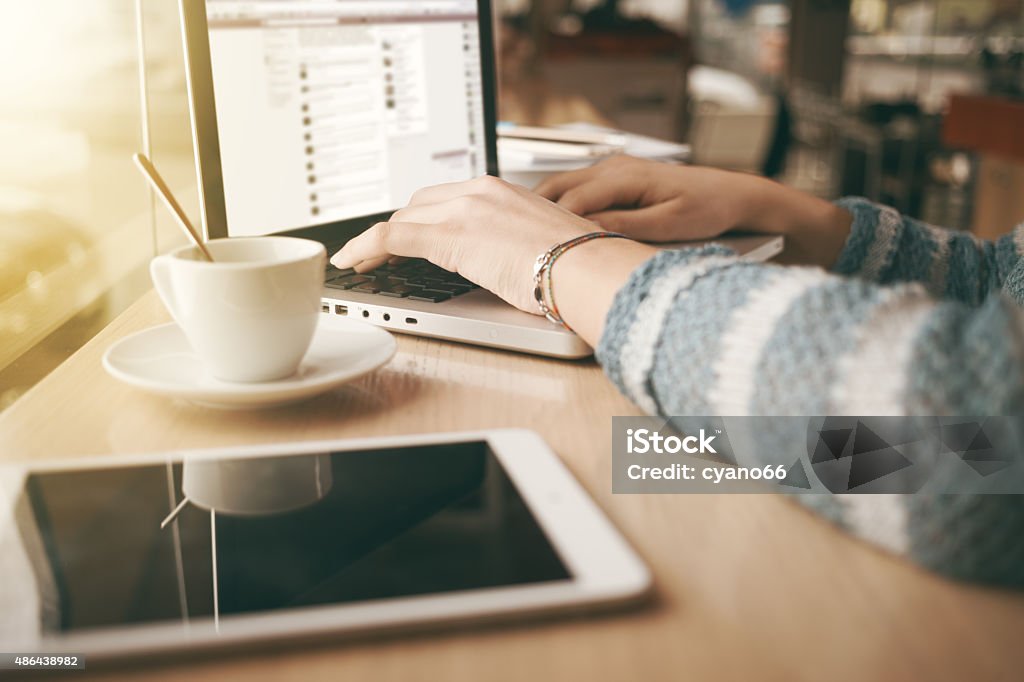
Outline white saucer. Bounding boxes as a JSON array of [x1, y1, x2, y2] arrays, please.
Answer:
[[102, 317, 396, 409]]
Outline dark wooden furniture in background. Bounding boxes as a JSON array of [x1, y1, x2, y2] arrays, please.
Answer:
[[538, 29, 691, 141], [787, 0, 852, 97], [943, 94, 1024, 237]]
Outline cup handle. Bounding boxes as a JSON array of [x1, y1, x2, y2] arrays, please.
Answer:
[[150, 255, 183, 327]]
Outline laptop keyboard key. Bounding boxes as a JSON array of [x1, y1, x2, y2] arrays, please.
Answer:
[[352, 282, 382, 294], [324, 266, 353, 280], [408, 289, 452, 302], [426, 282, 471, 294], [378, 284, 422, 298], [326, 274, 373, 290]]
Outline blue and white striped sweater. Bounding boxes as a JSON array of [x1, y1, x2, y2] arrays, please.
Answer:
[[596, 197, 1024, 587]]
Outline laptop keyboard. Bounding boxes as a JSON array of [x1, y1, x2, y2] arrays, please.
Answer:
[[324, 259, 478, 303]]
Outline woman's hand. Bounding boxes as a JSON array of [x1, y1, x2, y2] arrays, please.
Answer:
[[536, 155, 853, 268], [330, 175, 598, 313], [534, 156, 754, 242]]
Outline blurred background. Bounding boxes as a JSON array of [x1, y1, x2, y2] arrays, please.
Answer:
[[2, 0, 1023, 411]]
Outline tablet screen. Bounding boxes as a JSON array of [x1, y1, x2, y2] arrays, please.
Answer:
[[6, 441, 570, 635]]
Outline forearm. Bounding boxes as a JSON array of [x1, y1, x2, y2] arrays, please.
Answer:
[[597, 247, 1024, 415], [729, 183, 1024, 305], [594, 246, 1024, 585]]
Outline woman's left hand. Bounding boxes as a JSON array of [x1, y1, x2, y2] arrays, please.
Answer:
[[330, 176, 597, 313]]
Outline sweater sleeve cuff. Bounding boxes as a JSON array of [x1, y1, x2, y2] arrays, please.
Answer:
[[595, 245, 736, 392], [832, 196, 890, 277]]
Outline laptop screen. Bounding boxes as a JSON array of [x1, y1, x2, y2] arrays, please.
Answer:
[[204, 0, 489, 237]]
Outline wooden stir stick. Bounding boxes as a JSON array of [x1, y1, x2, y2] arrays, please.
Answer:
[[133, 152, 215, 262]]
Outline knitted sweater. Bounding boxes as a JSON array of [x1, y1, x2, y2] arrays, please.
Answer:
[[596, 197, 1024, 588]]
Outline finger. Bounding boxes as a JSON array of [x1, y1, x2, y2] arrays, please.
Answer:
[[353, 255, 391, 274], [585, 202, 683, 240], [330, 221, 442, 269], [533, 165, 601, 201]]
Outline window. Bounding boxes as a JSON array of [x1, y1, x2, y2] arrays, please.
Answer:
[[0, 1, 195, 411]]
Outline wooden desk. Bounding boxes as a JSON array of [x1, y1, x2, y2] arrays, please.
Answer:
[[2, 291, 1024, 681]]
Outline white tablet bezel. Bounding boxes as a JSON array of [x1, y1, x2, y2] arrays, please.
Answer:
[[2, 429, 651, 660]]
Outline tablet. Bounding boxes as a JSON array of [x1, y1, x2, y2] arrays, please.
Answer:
[[0, 430, 650, 661]]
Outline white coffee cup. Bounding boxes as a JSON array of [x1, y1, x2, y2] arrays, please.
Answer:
[[150, 236, 326, 383]]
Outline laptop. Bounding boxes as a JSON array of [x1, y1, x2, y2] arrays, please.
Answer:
[[180, 0, 781, 358]]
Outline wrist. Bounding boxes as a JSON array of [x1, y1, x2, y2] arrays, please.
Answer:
[[739, 177, 852, 268], [532, 231, 629, 327], [549, 238, 657, 346], [731, 174, 778, 233]]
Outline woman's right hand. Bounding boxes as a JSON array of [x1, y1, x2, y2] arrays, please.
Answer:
[[534, 155, 758, 242]]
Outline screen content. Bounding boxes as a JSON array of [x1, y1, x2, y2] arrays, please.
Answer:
[[0, 441, 570, 641], [205, 0, 489, 235]]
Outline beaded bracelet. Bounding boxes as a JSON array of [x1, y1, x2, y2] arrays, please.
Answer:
[[532, 231, 629, 331]]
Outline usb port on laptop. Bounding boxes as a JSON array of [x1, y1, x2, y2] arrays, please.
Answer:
[[334, 304, 348, 316]]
